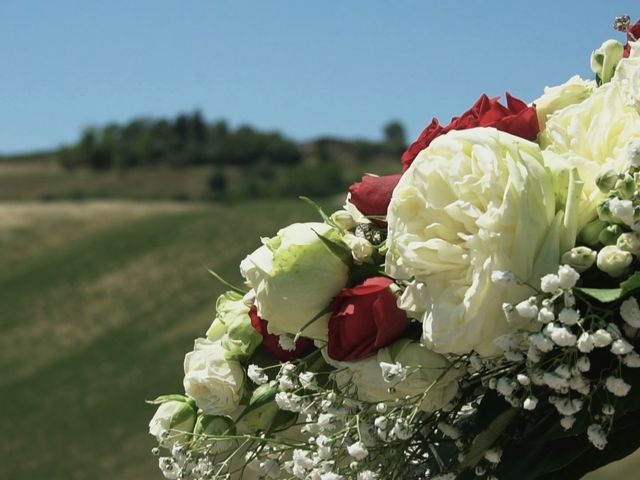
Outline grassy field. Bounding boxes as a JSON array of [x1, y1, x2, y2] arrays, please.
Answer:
[[1, 198, 639, 479], [0, 199, 336, 480]]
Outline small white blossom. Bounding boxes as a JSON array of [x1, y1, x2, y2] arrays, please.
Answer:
[[592, 329, 613, 347], [494, 334, 519, 351], [538, 307, 555, 324], [484, 448, 502, 464], [610, 198, 635, 226], [299, 372, 317, 390], [517, 374, 530, 386], [491, 270, 516, 285], [278, 335, 296, 352], [247, 364, 268, 385], [380, 362, 406, 383], [602, 404, 616, 416], [558, 308, 580, 326], [523, 396, 538, 410], [320, 473, 344, 480], [611, 338, 634, 355], [546, 324, 577, 347], [392, 420, 412, 440], [558, 265, 580, 289], [554, 398, 584, 416], [529, 333, 554, 352], [560, 416, 576, 430], [587, 424, 608, 450], [543, 372, 569, 391], [527, 345, 542, 363], [597, 245, 633, 277], [357, 471, 378, 480], [621, 297, 640, 328], [516, 299, 539, 319], [606, 376, 632, 397], [624, 352, 640, 367], [577, 332, 594, 353], [374, 416, 388, 430], [496, 377, 516, 397], [569, 375, 590, 395], [347, 441, 368, 461], [628, 139, 640, 167], [564, 291, 576, 307], [576, 356, 591, 372], [540, 273, 561, 293]]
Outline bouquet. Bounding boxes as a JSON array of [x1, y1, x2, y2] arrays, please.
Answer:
[[148, 15, 640, 480]]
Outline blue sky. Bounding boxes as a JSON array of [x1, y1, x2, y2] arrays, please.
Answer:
[[1, 1, 638, 153]]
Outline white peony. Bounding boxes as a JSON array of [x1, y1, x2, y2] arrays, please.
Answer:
[[240, 222, 349, 341], [183, 339, 245, 415], [148, 400, 196, 447], [540, 59, 640, 228], [386, 128, 565, 356], [533, 75, 596, 130], [612, 40, 640, 111]]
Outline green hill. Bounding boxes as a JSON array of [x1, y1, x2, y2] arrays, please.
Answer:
[[0, 199, 336, 480]]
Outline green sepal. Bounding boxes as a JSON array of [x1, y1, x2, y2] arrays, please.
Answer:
[[146, 394, 191, 405], [313, 230, 353, 266]]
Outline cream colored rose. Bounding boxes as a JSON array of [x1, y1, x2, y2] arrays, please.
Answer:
[[183, 339, 245, 415], [612, 40, 640, 111], [386, 128, 565, 356], [325, 340, 461, 412], [540, 64, 640, 228], [240, 222, 349, 341], [533, 75, 596, 130]]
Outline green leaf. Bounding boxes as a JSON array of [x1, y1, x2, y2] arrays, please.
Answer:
[[299, 196, 331, 223], [575, 271, 640, 303], [207, 269, 247, 295], [537, 410, 640, 480], [459, 408, 517, 469]]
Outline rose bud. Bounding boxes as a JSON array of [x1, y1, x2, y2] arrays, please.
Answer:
[[348, 174, 401, 226], [149, 397, 197, 447]]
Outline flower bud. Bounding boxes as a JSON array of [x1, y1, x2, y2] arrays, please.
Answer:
[[578, 219, 608, 246], [597, 200, 616, 223], [614, 174, 636, 199], [149, 398, 197, 447], [617, 232, 640, 255], [343, 233, 375, 264], [598, 225, 624, 246], [597, 245, 633, 277], [561, 246, 597, 272], [595, 169, 619, 193], [591, 39, 624, 84], [330, 210, 357, 230]]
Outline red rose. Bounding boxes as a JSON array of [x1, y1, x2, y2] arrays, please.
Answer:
[[328, 277, 407, 361], [249, 306, 314, 361], [624, 20, 640, 57], [348, 174, 401, 226], [401, 93, 539, 170]]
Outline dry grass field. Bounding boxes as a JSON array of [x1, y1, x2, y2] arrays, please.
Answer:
[[1, 198, 639, 479]]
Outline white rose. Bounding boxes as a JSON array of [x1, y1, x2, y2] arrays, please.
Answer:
[[386, 128, 565, 355], [540, 69, 640, 228], [183, 339, 245, 415], [612, 40, 640, 111], [533, 75, 596, 129], [149, 400, 196, 447], [324, 340, 461, 412], [240, 223, 349, 340]]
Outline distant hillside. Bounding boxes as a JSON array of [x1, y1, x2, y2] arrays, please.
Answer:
[[0, 113, 406, 201]]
